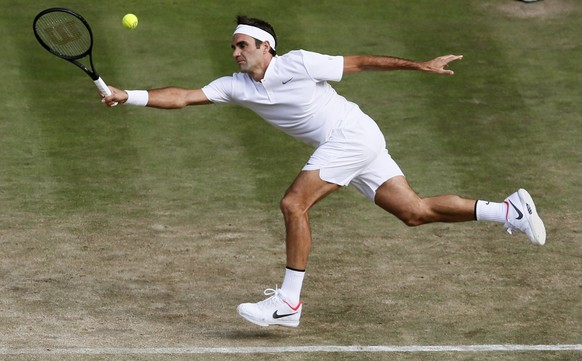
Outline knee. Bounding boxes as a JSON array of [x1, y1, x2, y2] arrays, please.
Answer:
[[280, 194, 307, 219], [394, 204, 430, 227], [398, 213, 425, 227]]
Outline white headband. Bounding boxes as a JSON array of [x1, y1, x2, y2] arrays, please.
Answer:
[[233, 24, 276, 50]]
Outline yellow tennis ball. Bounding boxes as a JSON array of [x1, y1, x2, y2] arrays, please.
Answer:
[[122, 14, 138, 30]]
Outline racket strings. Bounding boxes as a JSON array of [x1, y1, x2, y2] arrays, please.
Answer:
[[34, 12, 91, 58]]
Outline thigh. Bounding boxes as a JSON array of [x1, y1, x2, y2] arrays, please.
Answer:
[[284, 170, 340, 209], [350, 149, 404, 200]]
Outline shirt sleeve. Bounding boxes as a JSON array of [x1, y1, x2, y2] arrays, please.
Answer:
[[201, 76, 233, 104], [300, 50, 344, 82]]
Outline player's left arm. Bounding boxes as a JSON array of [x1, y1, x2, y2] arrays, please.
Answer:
[[343, 54, 463, 75]]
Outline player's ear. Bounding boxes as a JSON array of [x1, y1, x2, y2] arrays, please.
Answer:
[[262, 41, 271, 54]]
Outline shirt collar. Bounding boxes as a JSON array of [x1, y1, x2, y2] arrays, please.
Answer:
[[258, 55, 278, 84]]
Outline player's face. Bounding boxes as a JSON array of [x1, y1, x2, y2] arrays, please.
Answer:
[[231, 34, 265, 74]]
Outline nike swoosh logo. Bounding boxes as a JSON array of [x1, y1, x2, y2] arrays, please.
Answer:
[[282, 77, 293, 85], [508, 200, 524, 220], [272, 310, 298, 319]]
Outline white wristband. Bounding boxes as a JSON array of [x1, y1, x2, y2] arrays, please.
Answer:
[[124, 90, 149, 106]]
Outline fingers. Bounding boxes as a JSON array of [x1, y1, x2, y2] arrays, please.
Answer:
[[437, 54, 463, 75], [439, 55, 462, 66], [445, 54, 463, 62], [100, 93, 117, 107], [100, 86, 125, 107]]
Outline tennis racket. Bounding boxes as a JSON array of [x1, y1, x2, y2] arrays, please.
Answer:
[[33, 8, 116, 105]]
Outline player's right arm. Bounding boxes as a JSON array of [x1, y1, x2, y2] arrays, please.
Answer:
[[102, 86, 212, 108]]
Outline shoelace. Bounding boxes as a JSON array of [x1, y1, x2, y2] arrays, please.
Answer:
[[257, 287, 283, 309]]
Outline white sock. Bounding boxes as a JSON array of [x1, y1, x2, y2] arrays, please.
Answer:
[[475, 200, 507, 223], [280, 268, 305, 306]]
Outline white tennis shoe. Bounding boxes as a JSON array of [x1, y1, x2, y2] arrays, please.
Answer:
[[503, 189, 546, 246], [237, 287, 302, 327]]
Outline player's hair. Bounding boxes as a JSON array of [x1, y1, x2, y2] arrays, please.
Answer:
[[236, 15, 277, 56]]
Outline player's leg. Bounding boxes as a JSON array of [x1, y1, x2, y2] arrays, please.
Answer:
[[280, 170, 340, 269], [373, 176, 546, 245], [374, 176, 476, 225], [237, 170, 339, 327], [352, 150, 545, 245], [236, 123, 385, 328]]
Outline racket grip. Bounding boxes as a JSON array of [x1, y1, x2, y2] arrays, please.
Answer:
[[94, 77, 118, 106]]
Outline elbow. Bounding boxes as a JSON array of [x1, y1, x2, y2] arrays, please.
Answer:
[[343, 56, 365, 74], [173, 99, 189, 109]]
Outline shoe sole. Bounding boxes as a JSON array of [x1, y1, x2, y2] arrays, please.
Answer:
[[518, 189, 546, 246], [239, 315, 300, 328], [237, 307, 300, 328]]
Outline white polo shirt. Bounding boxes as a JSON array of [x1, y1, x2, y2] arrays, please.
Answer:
[[202, 50, 365, 148]]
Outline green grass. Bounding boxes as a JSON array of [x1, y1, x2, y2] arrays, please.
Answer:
[[0, 1, 581, 360]]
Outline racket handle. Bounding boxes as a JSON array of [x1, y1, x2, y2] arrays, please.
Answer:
[[94, 77, 118, 106]]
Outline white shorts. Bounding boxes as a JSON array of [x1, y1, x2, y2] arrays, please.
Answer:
[[303, 117, 404, 200]]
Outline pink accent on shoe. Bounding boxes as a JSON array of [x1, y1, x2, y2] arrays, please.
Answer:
[[283, 300, 302, 311]]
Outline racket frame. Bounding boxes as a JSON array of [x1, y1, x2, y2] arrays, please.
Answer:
[[33, 7, 115, 101]]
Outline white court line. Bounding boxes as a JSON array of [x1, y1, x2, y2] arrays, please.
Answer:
[[0, 344, 581, 355]]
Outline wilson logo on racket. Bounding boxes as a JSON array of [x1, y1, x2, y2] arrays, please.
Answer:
[[42, 20, 82, 45]]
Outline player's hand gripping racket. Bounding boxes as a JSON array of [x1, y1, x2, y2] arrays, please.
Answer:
[[33, 8, 117, 106]]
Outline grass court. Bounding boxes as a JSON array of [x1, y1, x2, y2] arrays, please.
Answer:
[[0, 1, 580, 360]]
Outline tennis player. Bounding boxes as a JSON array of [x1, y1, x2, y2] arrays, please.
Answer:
[[102, 15, 546, 328]]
